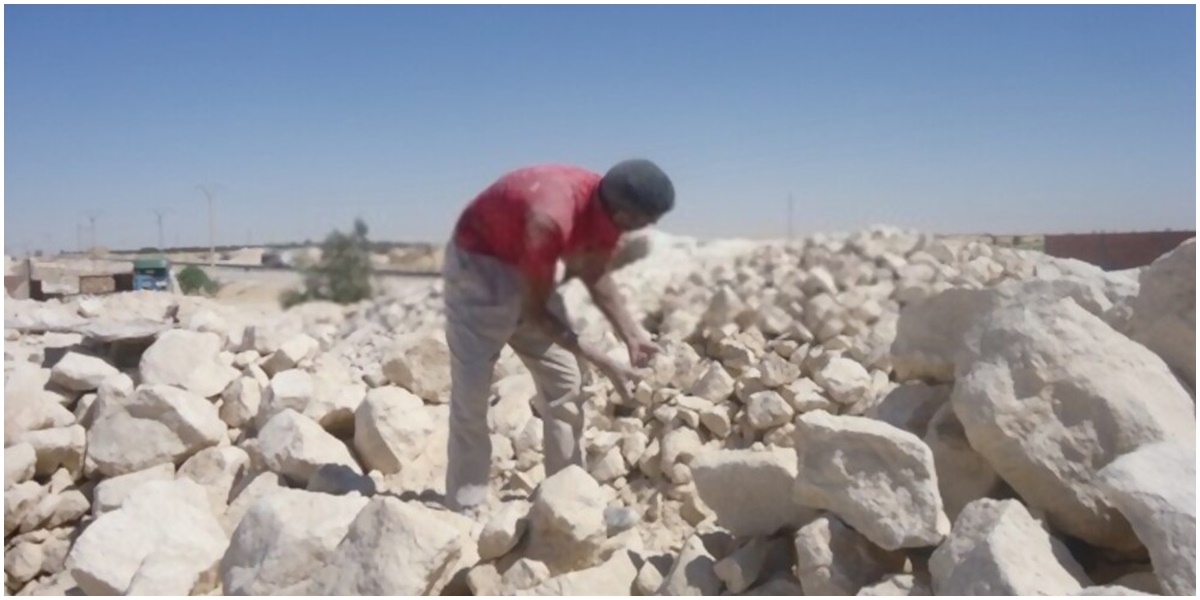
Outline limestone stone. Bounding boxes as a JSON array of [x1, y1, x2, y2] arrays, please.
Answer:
[[793, 411, 949, 550]]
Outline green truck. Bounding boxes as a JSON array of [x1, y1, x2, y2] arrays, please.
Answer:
[[132, 256, 172, 291]]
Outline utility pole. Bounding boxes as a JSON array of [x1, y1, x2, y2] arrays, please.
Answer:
[[84, 211, 101, 252], [153, 209, 167, 251], [196, 184, 220, 268]]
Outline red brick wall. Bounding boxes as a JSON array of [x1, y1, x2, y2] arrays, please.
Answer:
[[1043, 231, 1195, 271]]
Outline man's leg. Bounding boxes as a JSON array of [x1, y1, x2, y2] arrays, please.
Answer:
[[442, 244, 520, 512], [508, 295, 587, 477]]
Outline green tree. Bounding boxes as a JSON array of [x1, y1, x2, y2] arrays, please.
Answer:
[[283, 218, 374, 307]]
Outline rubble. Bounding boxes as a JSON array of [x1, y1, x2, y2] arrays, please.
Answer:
[[2, 228, 1193, 597]]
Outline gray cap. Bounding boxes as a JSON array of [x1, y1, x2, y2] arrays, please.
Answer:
[[600, 159, 675, 217]]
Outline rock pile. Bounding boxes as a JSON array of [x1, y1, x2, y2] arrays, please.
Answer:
[[3, 227, 1194, 596]]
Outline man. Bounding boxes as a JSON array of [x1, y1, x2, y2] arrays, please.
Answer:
[[442, 159, 675, 514]]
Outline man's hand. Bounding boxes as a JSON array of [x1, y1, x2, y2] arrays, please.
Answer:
[[626, 333, 662, 369], [596, 356, 640, 404]]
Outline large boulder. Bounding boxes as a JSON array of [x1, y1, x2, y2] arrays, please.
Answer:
[[92, 462, 175, 515], [308, 497, 463, 595], [221, 488, 368, 595], [65, 479, 228, 596], [4, 443, 36, 490], [4, 364, 75, 444], [353, 386, 434, 475], [139, 329, 239, 398], [1128, 238, 1195, 388], [16, 424, 86, 478], [952, 297, 1195, 550], [382, 331, 452, 403], [691, 447, 814, 537], [929, 498, 1091, 595], [923, 403, 1001, 521], [87, 385, 226, 477], [1098, 442, 1195, 596], [250, 409, 362, 485], [48, 352, 119, 392], [524, 465, 608, 575], [793, 513, 906, 595], [658, 533, 723, 595], [177, 446, 250, 517], [792, 411, 949, 550]]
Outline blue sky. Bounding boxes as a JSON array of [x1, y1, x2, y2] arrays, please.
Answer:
[[4, 4, 1196, 252]]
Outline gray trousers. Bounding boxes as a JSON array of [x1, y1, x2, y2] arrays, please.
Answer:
[[442, 242, 585, 511]]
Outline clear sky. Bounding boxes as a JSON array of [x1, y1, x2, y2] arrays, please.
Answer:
[[4, 4, 1196, 253]]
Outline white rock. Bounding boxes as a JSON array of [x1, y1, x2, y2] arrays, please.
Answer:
[[793, 411, 949, 550], [309, 497, 463, 595], [588, 445, 627, 483], [4, 364, 75, 444], [758, 352, 801, 388], [6, 539, 46, 585], [714, 536, 790, 594], [221, 488, 368, 595], [812, 356, 873, 407], [92, 462, 175, 515], [857, 573, 932, 596], [261, 333, 319, 376], [139, 329, 239, 398], [659, 533, 723, 595], [87, 384, 226, 477], [353, 386, 433, 475], [5, 443, 36, 490], [688, 362, 736, 403], [780, 377, 837, 414], [219, 376, 261, 430], [1128, 238, 1195, 387], [489, 374, 536, 439], [252, 409, 362, 485], [793, 513, 906, 595], [864, 382, 948, 436], [382, 331, 452, 403], [923, 403, 1000, 521], [66, 479, 228, 596], [48, 352, 119, 392], [220, 472, 285, 536], [745, 390, 795, 430], [177, 446, 250, 516], [1098, 441, 1195, 596], [692, 448, 813, 536], [525, 465, 608, 575], [527, 549, 638, 595], [308, 372, 365, 436], [699, 402, 735, 438], [929, 498, 1091, 595], [16, 425, 86, 478], [5, 481, 45, 536], [501, 558, 552, 592], [635, 559, 666, 596], [478, 500, 531, 561], [254, 369, 314, 430], [953, 297, 1196, 549], [20, 488, 89, 533]]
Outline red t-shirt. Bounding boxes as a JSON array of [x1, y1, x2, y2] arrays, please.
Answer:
[[453, 164, 621, 283]]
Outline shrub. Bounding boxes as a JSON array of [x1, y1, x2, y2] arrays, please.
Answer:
[[282, 218, 374, 307], [177, 265, 219, 296]]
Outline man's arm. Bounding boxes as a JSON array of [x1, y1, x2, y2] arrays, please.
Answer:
[[578, 251, 645, 345], [517, 214, 611, 367], [517, 215, 639, 401]]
